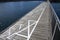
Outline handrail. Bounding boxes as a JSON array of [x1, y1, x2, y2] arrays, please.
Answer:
[[47, 1, 60, 40], [47, 0, 60, 30], [0, 2, 54, 40]]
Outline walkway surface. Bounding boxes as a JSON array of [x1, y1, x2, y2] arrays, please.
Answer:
[[0, 2, 52, 40]]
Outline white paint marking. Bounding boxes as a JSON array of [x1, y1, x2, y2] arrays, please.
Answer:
[[7, 21, 36, 39], [16, 33, 28, 38], [2, 2, 48, 40], [29, 6, 47, 39], [19, 24, 22, 30]]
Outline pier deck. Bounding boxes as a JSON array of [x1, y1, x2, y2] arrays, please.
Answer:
[[0, 2, 52, 40]]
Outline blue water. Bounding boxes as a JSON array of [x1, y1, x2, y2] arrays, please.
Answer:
[[0, 1, 60, 33], [0, 1, 42, 32], [52, 3, 60, 19]]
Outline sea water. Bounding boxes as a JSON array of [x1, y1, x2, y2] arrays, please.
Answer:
[[0, 1, 42, 32]]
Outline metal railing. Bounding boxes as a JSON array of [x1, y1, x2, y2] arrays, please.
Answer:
[[47, 1, 60, 40], [0, 1, 59, 40]]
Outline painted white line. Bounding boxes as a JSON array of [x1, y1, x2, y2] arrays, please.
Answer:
[[28, 20, 30, 38], [7, 20, 36, 39], [19, 24, 22, 30], [6, 2, 47, 40], [29, 6, 47, 39], [16, 33, 28, 38], [7, 33, 16, 39], [16, 21, 36, 34], [9, 28, 11, 35]]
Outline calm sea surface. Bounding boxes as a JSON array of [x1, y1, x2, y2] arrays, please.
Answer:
[[0, 1, 42, 32], [52, 3, 60, 19], [0, 1, 60, 33]]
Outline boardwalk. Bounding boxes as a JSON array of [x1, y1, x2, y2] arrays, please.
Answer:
[[0, 2, 52, 40]]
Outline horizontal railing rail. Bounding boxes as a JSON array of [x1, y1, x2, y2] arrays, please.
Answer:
[[47, 1, 60, 40]]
